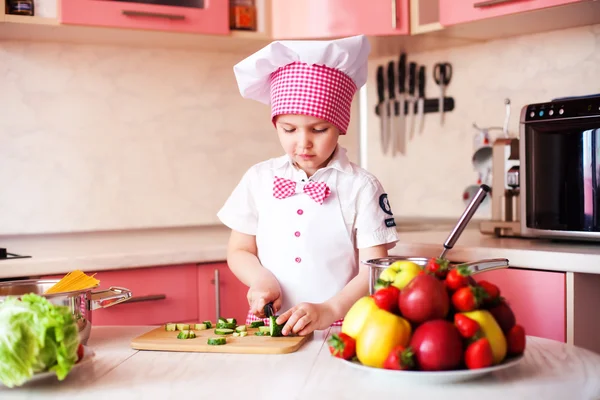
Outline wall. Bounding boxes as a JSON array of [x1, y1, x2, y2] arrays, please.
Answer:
[[0, 42, 359, 235], [365, 24, 600, 221]]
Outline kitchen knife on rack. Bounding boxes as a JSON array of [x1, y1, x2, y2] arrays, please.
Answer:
[[387, 61, 397, 157], [397, 53, 407, 154], [417, 65, 426, 134], [407, 62, 417, 140], [376, 65, 390, 154]]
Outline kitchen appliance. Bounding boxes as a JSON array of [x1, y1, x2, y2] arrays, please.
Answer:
[[0, 248, 31, 260], [0, 279, 132, 344], [481, 95, 600, 242]]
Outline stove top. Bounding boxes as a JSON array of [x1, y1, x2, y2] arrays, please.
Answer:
[[0, 248, 31, 260]]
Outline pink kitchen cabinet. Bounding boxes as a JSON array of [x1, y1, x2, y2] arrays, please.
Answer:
[[44, 264, 199, 326], [60, 0, 229, 35], [474, 268, 566, 342], [439, 0, 584, 26], [197, 262, 249, 324], [271, 0, 409, 39]]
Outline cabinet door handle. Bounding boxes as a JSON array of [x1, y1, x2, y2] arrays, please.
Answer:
[[122, 10, 186, 20], [391, 0, 398, 29], [473, 0, 520, 8], [213, 269, 220, 320], [122, 294, 167, 304]]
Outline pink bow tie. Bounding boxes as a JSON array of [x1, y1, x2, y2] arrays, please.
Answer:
[[273, 176, 331, 205]]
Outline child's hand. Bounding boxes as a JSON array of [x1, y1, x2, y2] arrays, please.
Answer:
[[276, 302, 336, 336], [247, 270, 282, 318]]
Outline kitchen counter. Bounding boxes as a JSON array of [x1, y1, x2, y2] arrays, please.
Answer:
[[2, 326, 600, 399], [1, 222, 600, 279]]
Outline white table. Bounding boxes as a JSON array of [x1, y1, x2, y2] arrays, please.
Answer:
[[2, 326, 600, 399]]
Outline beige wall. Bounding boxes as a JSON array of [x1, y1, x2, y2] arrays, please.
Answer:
[[364, 24, 600, 221], [0, 42, 359, 234]]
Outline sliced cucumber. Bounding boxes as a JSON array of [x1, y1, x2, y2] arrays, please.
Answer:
[[207, 337, 226, 345], [165, 323, 176, 332], [269, 316, 284, 337], [177, 330, 196, 339], [214, 328, 234, 335], [226, 318, 237, 324], [217, 317, 227, 325], [232, 332, 240, 337], [258, 326, 270, 334], [202, 321, 213, 329], [216, 322, 237, 330], [239, 331, 248, 337], [235, 325, 247, 333], [176, 323, 190, 331], [255, 331, 271, 336], [249, 321, 264, 328], [194, 323, 208, 331]]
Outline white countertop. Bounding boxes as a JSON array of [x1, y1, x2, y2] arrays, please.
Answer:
[[1, 224, 600, 279], [1, 326, 600, 399]]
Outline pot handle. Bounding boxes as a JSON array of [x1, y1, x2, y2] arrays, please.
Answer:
[[90, 286, 132, 310], [457, 258, 509, 275]]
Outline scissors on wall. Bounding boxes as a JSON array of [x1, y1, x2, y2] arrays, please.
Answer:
[[433, 62, 453, 126]]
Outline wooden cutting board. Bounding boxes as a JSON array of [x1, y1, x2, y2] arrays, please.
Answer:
[[130, 325, 312, 354]]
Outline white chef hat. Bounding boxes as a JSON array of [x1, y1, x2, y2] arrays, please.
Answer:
[[233, 35, 371, 134]]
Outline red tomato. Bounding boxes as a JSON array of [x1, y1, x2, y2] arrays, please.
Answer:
[[328, 333, 356, 360], [372, 286, 400, 314]]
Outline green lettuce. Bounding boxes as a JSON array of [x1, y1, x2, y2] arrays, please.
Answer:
[[0, 293, 80, 388]]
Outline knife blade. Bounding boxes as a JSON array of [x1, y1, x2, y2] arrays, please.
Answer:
[[397, 53, 406, 154], [417, 65, 425, 134], [376, 65, 389, 154], [387, 61, 397, 157], [407, 62, 417, 140], [264, 302, 275, 318]]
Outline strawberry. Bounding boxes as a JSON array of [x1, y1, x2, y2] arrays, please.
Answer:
[[371, 286, 400, 314], [451, 285, 488, 312], [328, 333, 356, 360], [425, 257, 450, 279], [383, 345, 415, 370], [464, 338, 494, 369], [454, 314, 480, 339], [445, 265, 471, 291], [507, 324, 526, 356], [478, 280, 500, 304]]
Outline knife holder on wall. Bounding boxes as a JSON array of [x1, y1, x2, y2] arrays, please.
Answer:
[[374, 97, 455, 116]]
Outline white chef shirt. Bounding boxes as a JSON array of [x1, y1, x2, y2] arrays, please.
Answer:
[[218, 145, 399, 250]]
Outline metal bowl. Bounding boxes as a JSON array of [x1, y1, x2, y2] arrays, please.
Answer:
[[362, 256, 509, 295], [0, 279, 132, 345]]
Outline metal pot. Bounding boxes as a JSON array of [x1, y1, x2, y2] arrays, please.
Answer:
[[0, 279, 132, 345], [362, 256, 509, 295]]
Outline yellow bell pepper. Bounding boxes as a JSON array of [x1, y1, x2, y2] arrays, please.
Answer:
[[461, 310, 507, 364], [356, 308, 412, 368], [341, 296, 378, 340]]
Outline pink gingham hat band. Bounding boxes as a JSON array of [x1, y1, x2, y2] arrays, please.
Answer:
[[269, 62, 357, 134]]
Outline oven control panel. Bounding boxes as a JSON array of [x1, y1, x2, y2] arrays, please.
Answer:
[[523, 95, 600, 122]]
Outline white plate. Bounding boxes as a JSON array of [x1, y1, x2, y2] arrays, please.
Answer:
[[1, 345, 95, 387], [338, 354, 524, 384]]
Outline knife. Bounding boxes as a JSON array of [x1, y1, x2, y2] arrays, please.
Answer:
[[417, 65, 426, 134], [387, 61, 397, 157], [376, 65, 390, 154], [407, 62, 417, 140], [397, 53, 406, 154], [264, 302, 275, 318]]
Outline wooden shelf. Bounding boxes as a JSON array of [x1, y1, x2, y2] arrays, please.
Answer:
[[230, 30, 270, 40], [4, 14, 59, 25]]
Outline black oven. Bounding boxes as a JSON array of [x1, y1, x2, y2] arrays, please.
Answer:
[[520, 95, 600, 241]]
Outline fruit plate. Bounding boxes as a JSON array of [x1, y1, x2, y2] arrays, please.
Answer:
[[338, 354, 525, 384], [0, 346, 96, 388]]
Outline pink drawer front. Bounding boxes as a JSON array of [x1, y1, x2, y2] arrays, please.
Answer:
[[474, 268, 566, 342], [44, 264, 198, 326], [60, 0, 229, 35], [440, 0, 583, 26]]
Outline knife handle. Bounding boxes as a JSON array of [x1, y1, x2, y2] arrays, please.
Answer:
[[376, 65, 385, 104], [387, 61, 395, 100], [408, 62, 416, 96], [418, 65, 425, 99], [398, 53, 406, 94]]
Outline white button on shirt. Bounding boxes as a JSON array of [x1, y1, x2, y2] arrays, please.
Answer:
[[217, 145, 399, 250]]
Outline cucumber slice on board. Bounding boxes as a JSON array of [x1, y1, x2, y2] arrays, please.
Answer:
[[214, 328, 235, 335], [207, 337, 227, 345]]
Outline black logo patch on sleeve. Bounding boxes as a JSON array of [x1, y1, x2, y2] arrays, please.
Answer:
[[385, 218, 396, 227], [379, 193, 393, 216]]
